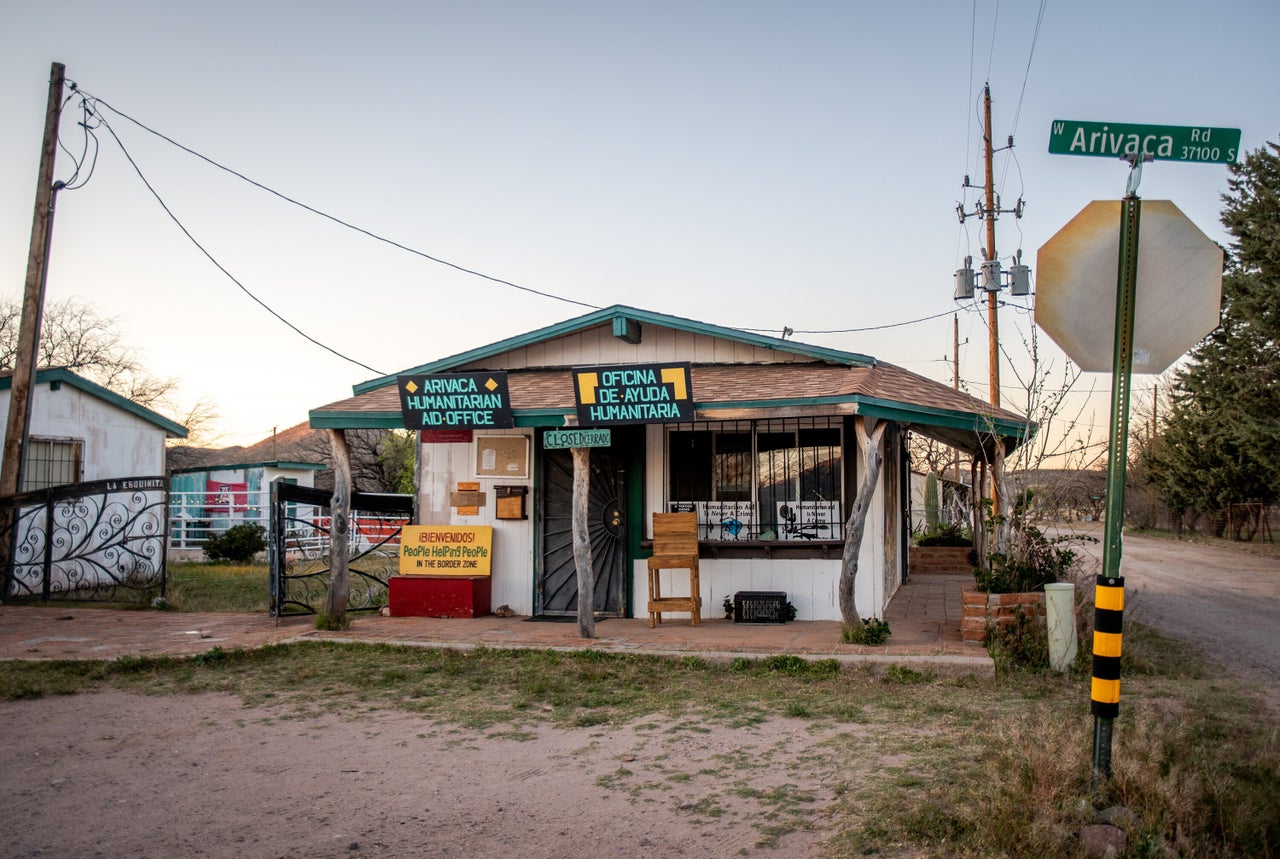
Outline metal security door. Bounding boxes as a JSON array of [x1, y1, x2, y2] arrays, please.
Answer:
[[537, 445, 626, 616]]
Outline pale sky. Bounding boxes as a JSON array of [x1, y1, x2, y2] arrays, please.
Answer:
[[1, 1, 1275, 451]]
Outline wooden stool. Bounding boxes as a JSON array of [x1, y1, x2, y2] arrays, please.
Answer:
[[647, 512, 701, 627]]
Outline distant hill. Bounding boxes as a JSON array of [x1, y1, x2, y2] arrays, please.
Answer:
[[165, 422, 328, 473]]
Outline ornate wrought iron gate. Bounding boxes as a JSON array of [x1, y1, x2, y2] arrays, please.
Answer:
[[1, 476, 169, 601], [268, 480, 413, 617]]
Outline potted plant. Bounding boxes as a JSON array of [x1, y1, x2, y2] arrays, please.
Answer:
[[909, 522, 974, 574], [961, 519, 1086, 643]]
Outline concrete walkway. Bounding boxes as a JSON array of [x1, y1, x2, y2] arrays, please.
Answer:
[[0, 571, 989, 671]]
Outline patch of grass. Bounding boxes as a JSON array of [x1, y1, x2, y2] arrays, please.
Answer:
[[164, 561, 269, 612], [883, 665, 933, 684], [841, 617, 892, 646], [315, 612, 351, 631]]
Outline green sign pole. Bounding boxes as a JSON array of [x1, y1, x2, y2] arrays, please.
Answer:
[[1091, 183, 1142, 791]]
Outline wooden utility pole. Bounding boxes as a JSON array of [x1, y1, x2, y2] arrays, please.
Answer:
[[953, 314, 961, 482], [1, 62, 66, 499], [982, 85, 1000, 412], [980, 83, 1007, 527]]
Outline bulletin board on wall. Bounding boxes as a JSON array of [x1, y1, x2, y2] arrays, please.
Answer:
[[475, 435, 529, 478]]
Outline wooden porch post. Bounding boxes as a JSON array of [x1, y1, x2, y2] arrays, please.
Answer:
[[571, 446, 595, 639], [322, 428, 353, 627], [972, 455, 988, 572], [838, 416, 886, 626]]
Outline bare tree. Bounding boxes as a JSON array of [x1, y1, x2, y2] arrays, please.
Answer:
[[1, 295, 224, 445]]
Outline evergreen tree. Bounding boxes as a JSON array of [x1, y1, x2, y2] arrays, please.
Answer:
[[1142, 139, 1280, 524]]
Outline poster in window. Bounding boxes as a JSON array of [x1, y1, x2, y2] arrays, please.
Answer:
[[776, 501, 843, 541], [701, 501, 756, 541], [205, 480, 248, 514]]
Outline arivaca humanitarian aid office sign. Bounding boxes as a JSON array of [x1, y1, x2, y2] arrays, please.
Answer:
[[397, 372, 514, 429], [573, 362, 693, 426]]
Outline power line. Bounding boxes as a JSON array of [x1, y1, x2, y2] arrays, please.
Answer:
[[744, 308, 960, 336], [75, 86, 601, 313], [1007, 0, 1049, 140], [56, 93, 100, 192], [92, 107, 386, 376], [985, 0, 1001, 85], [72, 86, 993, 352]]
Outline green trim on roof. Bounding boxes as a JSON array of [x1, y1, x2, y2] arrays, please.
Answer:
[[0, 368, 188, 438], [696, 394, 853, 411], [170, 460, 325, 475], [351, 305, 875, 394], [695, 393, 1030, 439], [853, 395, 1032, 439], [312, 396, 1029, 440], [308, 408, 576, 431], [308, 410, 405, 430], [514, 409, 575, 428]]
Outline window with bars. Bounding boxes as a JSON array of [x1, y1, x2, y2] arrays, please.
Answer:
[[22, 437, 83, 491], [666, 418, 844, 541]]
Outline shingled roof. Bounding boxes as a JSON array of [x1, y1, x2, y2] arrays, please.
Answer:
[[309, 306, 1031, 457]]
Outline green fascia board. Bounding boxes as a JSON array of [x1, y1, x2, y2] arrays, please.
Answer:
[[351, 305, 875, 395], [170, 460, 325, 475], [313, 393, 1029, 439], [0, 367, 188, 438], [697, 392, 1032, 439], [853, 395, 1034, 439], [514, 409, 575, 427], [309, 408, 576, 431], [308, 410, 405, 430]]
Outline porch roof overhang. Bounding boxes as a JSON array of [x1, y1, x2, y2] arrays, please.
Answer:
[[310, 362, 1031, 459]]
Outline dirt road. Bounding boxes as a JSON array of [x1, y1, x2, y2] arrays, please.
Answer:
[[4, 691, 852, 859], [1071, 526, 1280, 711]]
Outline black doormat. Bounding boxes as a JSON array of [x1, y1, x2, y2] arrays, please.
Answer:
[[523, 614, 608, 623]]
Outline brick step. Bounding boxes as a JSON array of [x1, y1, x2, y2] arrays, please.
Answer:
[[909, 546, 974, 574]]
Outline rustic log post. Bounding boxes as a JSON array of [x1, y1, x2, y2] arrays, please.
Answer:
[[322, 428, 353, 627], [838, 416, 886, 626], [992, 437, 1012, 554], [972, 456, 988, 572], [571, 446, 595, 639]]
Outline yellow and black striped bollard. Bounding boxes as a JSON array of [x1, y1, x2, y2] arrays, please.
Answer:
[[1090, 574, 1124, 785]]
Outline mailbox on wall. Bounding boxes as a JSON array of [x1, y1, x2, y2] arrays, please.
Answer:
[[495, 485, 528, 520]]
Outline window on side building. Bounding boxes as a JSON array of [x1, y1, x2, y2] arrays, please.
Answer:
[[22, 436, 84, 491]]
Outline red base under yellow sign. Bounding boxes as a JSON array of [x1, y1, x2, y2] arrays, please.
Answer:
[[388, 575, 491, 618]]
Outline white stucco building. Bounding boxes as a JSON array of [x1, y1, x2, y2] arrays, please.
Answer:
[[309, 306, 1027, 622], [0, 367, 188, 490]]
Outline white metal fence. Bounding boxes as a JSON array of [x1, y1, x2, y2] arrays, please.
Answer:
[[168, 489, 409, 555]]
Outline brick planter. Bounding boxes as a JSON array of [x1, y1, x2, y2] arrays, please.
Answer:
[[909, 545, 974, 574], [960, 586, 1045, 642]]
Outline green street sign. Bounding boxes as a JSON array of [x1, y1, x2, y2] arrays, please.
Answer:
[[1048, 120, 1240, 164], [544, 428, 612, 449]]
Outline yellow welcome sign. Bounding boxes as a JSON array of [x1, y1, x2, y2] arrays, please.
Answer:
[[399, 526, 493, 576]]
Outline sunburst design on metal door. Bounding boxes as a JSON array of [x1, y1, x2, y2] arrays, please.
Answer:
[[538, 446, 625, 616]]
